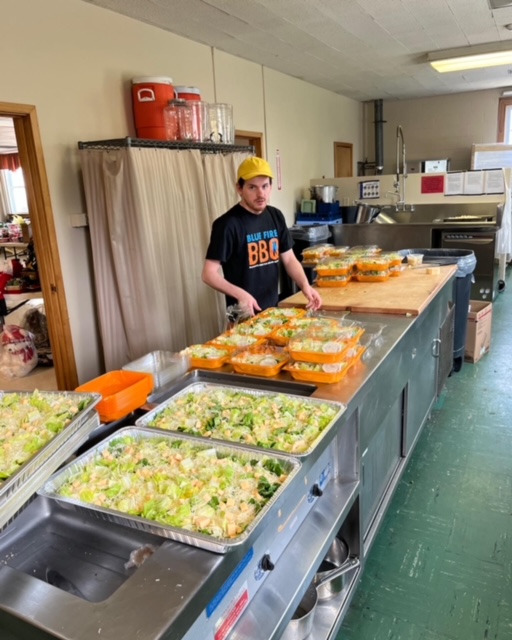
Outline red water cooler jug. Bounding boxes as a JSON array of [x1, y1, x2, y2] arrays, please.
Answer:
[[131, 76, 176, 140]]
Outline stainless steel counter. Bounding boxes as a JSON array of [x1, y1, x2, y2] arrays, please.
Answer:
[[0, 275, 455, 640]]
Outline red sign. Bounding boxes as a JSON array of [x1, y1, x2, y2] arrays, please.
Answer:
[[421, 175, 445, 194]]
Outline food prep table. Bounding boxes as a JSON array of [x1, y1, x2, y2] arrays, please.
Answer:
[[0, 267, 456, 640]]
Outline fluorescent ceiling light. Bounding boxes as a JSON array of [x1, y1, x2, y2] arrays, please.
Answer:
[[428, 43, 512, 72]]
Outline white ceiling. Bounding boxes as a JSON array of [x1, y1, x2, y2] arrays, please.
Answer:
[[83, 0, 512, 101], [5, 0, 512, 153]]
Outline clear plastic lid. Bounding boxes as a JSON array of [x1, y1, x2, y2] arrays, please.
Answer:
[[355, 257, 391, 271], [301, 244, 334, 261], [347, 245, 381, 255], [325, 246, 350, 257], [380, 252, 404, 265], [314, 257, 355, 273]]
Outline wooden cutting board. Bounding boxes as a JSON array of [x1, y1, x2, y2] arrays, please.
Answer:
[[280, 264, 457, 316]]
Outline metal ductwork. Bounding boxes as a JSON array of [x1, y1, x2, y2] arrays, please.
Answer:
[[374, 99, 385, 175]]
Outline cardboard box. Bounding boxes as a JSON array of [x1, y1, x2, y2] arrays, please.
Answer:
[[465, 300, 492, 363]]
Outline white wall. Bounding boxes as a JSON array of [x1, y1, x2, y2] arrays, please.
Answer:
[[364, 90, 501, 174], [0, 0, 362, 383]]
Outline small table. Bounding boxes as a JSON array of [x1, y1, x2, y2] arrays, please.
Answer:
[[0, 242, 28, 259]]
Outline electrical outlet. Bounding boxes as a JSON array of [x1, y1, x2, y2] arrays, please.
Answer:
[[70, 214, 88, 228]]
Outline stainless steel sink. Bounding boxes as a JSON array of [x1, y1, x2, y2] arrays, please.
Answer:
[[374, 203, 502, 226], [0, 497, 164, 603]]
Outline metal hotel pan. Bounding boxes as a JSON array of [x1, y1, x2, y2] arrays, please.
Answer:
[[0, 391, 101, 531], [136, 382, 346, 459], [38, 426, 301, 554]]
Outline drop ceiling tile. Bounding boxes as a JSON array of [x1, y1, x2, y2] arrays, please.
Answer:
[[82, 0, 512, 100]]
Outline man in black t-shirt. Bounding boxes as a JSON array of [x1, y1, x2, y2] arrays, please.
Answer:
[[202, 157, 322, 315]]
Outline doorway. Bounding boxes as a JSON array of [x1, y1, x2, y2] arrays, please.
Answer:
[[0, 102, 78, 390], [235, 131, 264, 157], [334, 142, 353, 178]]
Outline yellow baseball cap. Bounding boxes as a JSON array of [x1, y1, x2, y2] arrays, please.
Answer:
[[237, 157, 274, 181]]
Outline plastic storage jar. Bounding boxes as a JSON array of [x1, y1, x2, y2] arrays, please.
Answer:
[[131, 77, 175, 140], [175, 86, 201, 102], [174, 87, 207, 141], [164, 99, 194, 140], [208, 103, 234, 144]]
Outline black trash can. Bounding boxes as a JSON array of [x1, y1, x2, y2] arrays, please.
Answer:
[[400, 249, 476, 372]]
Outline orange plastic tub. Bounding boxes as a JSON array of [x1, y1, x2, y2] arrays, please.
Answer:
[[284, 361, 349, 384], [229, 344, 289, 377], [354, 273, 389, 282], [314, 258, 353, 277], [316, 276, 351, 288], [181, 344, 232, 369], [76, 370, 154, 423]]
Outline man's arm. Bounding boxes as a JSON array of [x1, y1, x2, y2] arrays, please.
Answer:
[[280, 249, 322, 310], [202, 259, 261, 315]]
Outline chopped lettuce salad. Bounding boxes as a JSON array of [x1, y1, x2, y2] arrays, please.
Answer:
[[288, 361, 347, 374], [231, 349, 287, 367], [146, 389, 338, 454], [272, 317, 339, 340], [210, 333, 260, 348], [233, 317, 283, 337], [182, 344, 230, 360], [0, 391, 93, 480], [57, 435, 289, 539]]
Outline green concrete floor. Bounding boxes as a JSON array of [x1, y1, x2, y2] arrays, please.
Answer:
[[337, 270, 512, 640]]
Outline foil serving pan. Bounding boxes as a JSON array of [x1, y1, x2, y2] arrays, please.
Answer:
[[0, 392, 101, 531], [38, 427, 302, 554], [136, 382, 346, 459]]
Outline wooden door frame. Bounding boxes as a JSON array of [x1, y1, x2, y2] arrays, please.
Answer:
[[1, 102, 78, 389], [235, 130, 264, 157], [334, 141, 353, 177], [497, 98, 512, 142]]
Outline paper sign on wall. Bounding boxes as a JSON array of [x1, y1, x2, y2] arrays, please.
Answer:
[[464, 171, 484, 195]]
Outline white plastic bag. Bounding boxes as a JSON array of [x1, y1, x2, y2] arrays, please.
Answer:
[[0, 325, 38, 378]]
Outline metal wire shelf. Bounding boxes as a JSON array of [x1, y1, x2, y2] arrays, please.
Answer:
[[78, 137, 255, 154]]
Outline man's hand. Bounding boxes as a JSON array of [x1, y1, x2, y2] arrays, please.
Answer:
[[237, 293, 261, 316], [302, 284, 322, 311]]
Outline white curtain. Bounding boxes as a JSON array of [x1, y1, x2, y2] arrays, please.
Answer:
[[80, 146, 250, 371], [0, 171, 12, 221]]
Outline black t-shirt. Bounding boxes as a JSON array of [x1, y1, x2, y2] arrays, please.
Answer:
[[205, 203, 293, 309]]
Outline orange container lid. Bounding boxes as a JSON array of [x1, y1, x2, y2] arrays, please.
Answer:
[[76, 370, 153, 423]]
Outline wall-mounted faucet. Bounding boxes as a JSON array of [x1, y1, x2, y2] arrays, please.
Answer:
[[392, 125, 414, 212]]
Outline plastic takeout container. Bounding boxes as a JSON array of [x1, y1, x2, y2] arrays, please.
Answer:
[[407, 253, 424, 266], [315, 257, 354, 277], [76, 370, 154, 423], [288, 331, 353, 364], [181, 344, 232, 369], [208, 331, 263, 351], [284, 361, 350, 384], [316, 275, 351, 288], [122, 351, 189, 390], [301, 244, 334, 264], [229, 344, 289, 377]]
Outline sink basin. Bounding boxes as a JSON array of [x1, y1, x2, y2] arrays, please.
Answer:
[[374, 203, 502, 226], [0, 497, 164, 603]]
